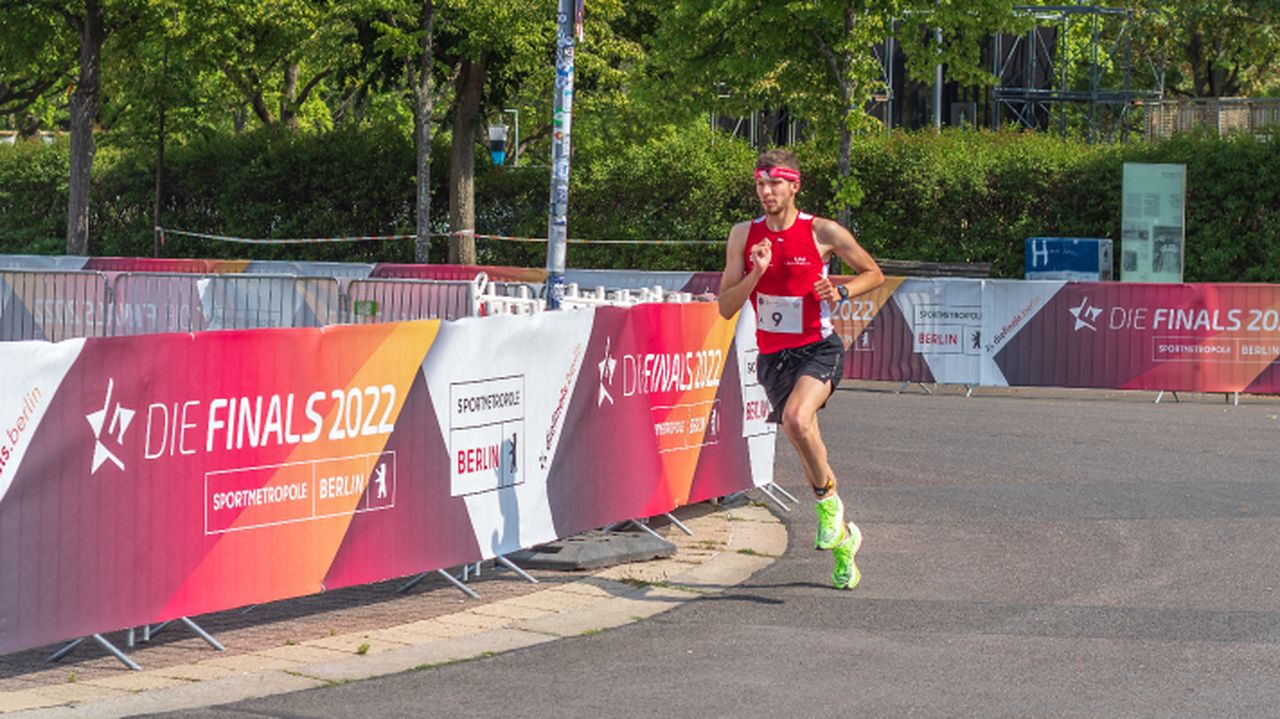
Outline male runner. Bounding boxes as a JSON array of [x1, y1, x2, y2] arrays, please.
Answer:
[[717, 148, 884, 589]]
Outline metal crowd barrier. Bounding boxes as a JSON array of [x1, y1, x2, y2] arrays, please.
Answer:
[[345, 276, 480, 323], [0, 269, 703, 341], [0, 270, 111, 341], [110, 272, 202, 335], [111, 273, 344, 334], [199, 274, 342, 330]]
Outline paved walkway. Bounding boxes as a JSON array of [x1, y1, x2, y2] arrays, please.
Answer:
[[0, 500, 785, 718]]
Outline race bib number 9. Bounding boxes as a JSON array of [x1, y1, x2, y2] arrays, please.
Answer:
[[757, 293, 803, 334]]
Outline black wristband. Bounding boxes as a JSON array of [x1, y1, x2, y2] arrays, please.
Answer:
[[837, 284, 850, 302]]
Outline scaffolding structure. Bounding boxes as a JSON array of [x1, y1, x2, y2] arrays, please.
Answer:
[[992, 3, 1163, 141]]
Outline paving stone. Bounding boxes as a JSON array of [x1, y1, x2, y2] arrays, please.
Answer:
[[197, 653, 311, 673], [365, 619, 471, 645], [301, 635, 409, 656], [297, 629, 555, 684], [431, 610, 512, 632], [467, 600, 556, 622], [155, 663, 241, 682], [26, 681, 125, 704], [0, 689, 64, 714], [81, 670, 185, 693], [254, 645, 353, 664]]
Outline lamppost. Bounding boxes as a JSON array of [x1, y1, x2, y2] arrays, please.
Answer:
[[544, 0, 576, 309]]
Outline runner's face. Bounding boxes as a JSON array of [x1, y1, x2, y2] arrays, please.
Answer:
[[755, 175, 797, 216]]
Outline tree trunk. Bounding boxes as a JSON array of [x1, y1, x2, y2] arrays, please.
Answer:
[[154, 38, 168, 258], [448, 56, 485, 265], [281, 63, 300, 129], [66, 0, 105, 256], [413, 0, 435, 263]]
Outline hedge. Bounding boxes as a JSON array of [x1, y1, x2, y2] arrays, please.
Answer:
[[1, 124, 1276, 281]]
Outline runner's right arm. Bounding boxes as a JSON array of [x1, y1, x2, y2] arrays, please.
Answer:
[[718, 222, 769, 319]]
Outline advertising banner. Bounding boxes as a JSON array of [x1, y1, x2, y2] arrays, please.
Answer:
[[982, 281, 1280, 392], [838, 277, 983, 385], [0, 302, 771, 655]]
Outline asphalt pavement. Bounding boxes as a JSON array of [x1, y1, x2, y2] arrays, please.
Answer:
[[89, 385, 1280, 716]]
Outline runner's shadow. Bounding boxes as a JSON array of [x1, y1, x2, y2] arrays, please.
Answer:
[[695, 593, 785, 605], [739, 580, 839, 592]]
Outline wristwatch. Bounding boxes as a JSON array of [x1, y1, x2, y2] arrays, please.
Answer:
[[837, 284, 850, 302]]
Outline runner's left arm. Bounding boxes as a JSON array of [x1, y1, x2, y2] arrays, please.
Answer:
[[812, 218, 884, 303]]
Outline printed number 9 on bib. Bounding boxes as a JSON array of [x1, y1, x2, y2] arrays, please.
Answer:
[[757, 294, 803, 334]]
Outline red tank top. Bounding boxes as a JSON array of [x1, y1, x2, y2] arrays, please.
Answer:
[[744, 212, 832, 354]]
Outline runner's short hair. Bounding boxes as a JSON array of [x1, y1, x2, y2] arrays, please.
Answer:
[[756, 148, 800, 173]]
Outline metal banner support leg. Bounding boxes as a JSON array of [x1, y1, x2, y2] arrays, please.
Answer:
[[495, 554, 539, 584], [629, 519, 664, 541], [755, 485, 791, 512], [398, 572, 429, 593], [49, 634, 142, 671], [436, 569, 481, 599], [181, 617, 226, 652], [139, 617, 224, 652], [663, 512, 694, 537], [770, 483, 799, 504]]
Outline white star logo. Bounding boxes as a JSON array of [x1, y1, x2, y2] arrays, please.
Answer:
[[1068, 297, 1102, 332], [86, 378, 135, 474], [598, 337, 617, 406]]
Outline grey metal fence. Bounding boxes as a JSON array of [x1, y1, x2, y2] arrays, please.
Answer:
[[0, 270, 110, 341], [198, 274, 342, 330], [110, 272, 203, 335], [345, 278, 479, 323], [0, 271, 485, 341]]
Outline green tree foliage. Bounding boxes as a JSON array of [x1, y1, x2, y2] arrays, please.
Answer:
[[0, 1, 75, 122], [1132, 1, 1280, 98], [643, 0, 1018, 216]]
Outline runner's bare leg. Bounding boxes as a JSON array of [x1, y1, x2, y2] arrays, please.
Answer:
[[779, 374, 837, 496]]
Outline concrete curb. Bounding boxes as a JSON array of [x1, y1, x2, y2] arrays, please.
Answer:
[[1, 499, 786, 718]]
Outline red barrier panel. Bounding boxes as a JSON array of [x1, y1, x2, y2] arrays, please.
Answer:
[[0, 304, 769, 655], [985, 281, 1280, 393]]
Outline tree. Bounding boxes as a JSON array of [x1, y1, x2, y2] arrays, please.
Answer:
[[0, 4, 74, 121], [645, 1, 1016, 227], [180, 0, 366, 130], [432, 0, 553, 264], [1132, 1, 1280, 98], [4, 0, 151, 255], [370, 0, 441, 262]]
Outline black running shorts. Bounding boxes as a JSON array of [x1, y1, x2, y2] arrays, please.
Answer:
[[756, 332, 845, 424]]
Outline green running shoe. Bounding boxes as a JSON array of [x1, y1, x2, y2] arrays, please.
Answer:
[[814, 494, 846, 550], [832, 521, 862, 590]]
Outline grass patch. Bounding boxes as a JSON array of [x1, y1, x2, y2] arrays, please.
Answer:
[[356, 643, 371, 655], [412, 658, 467, 672]]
